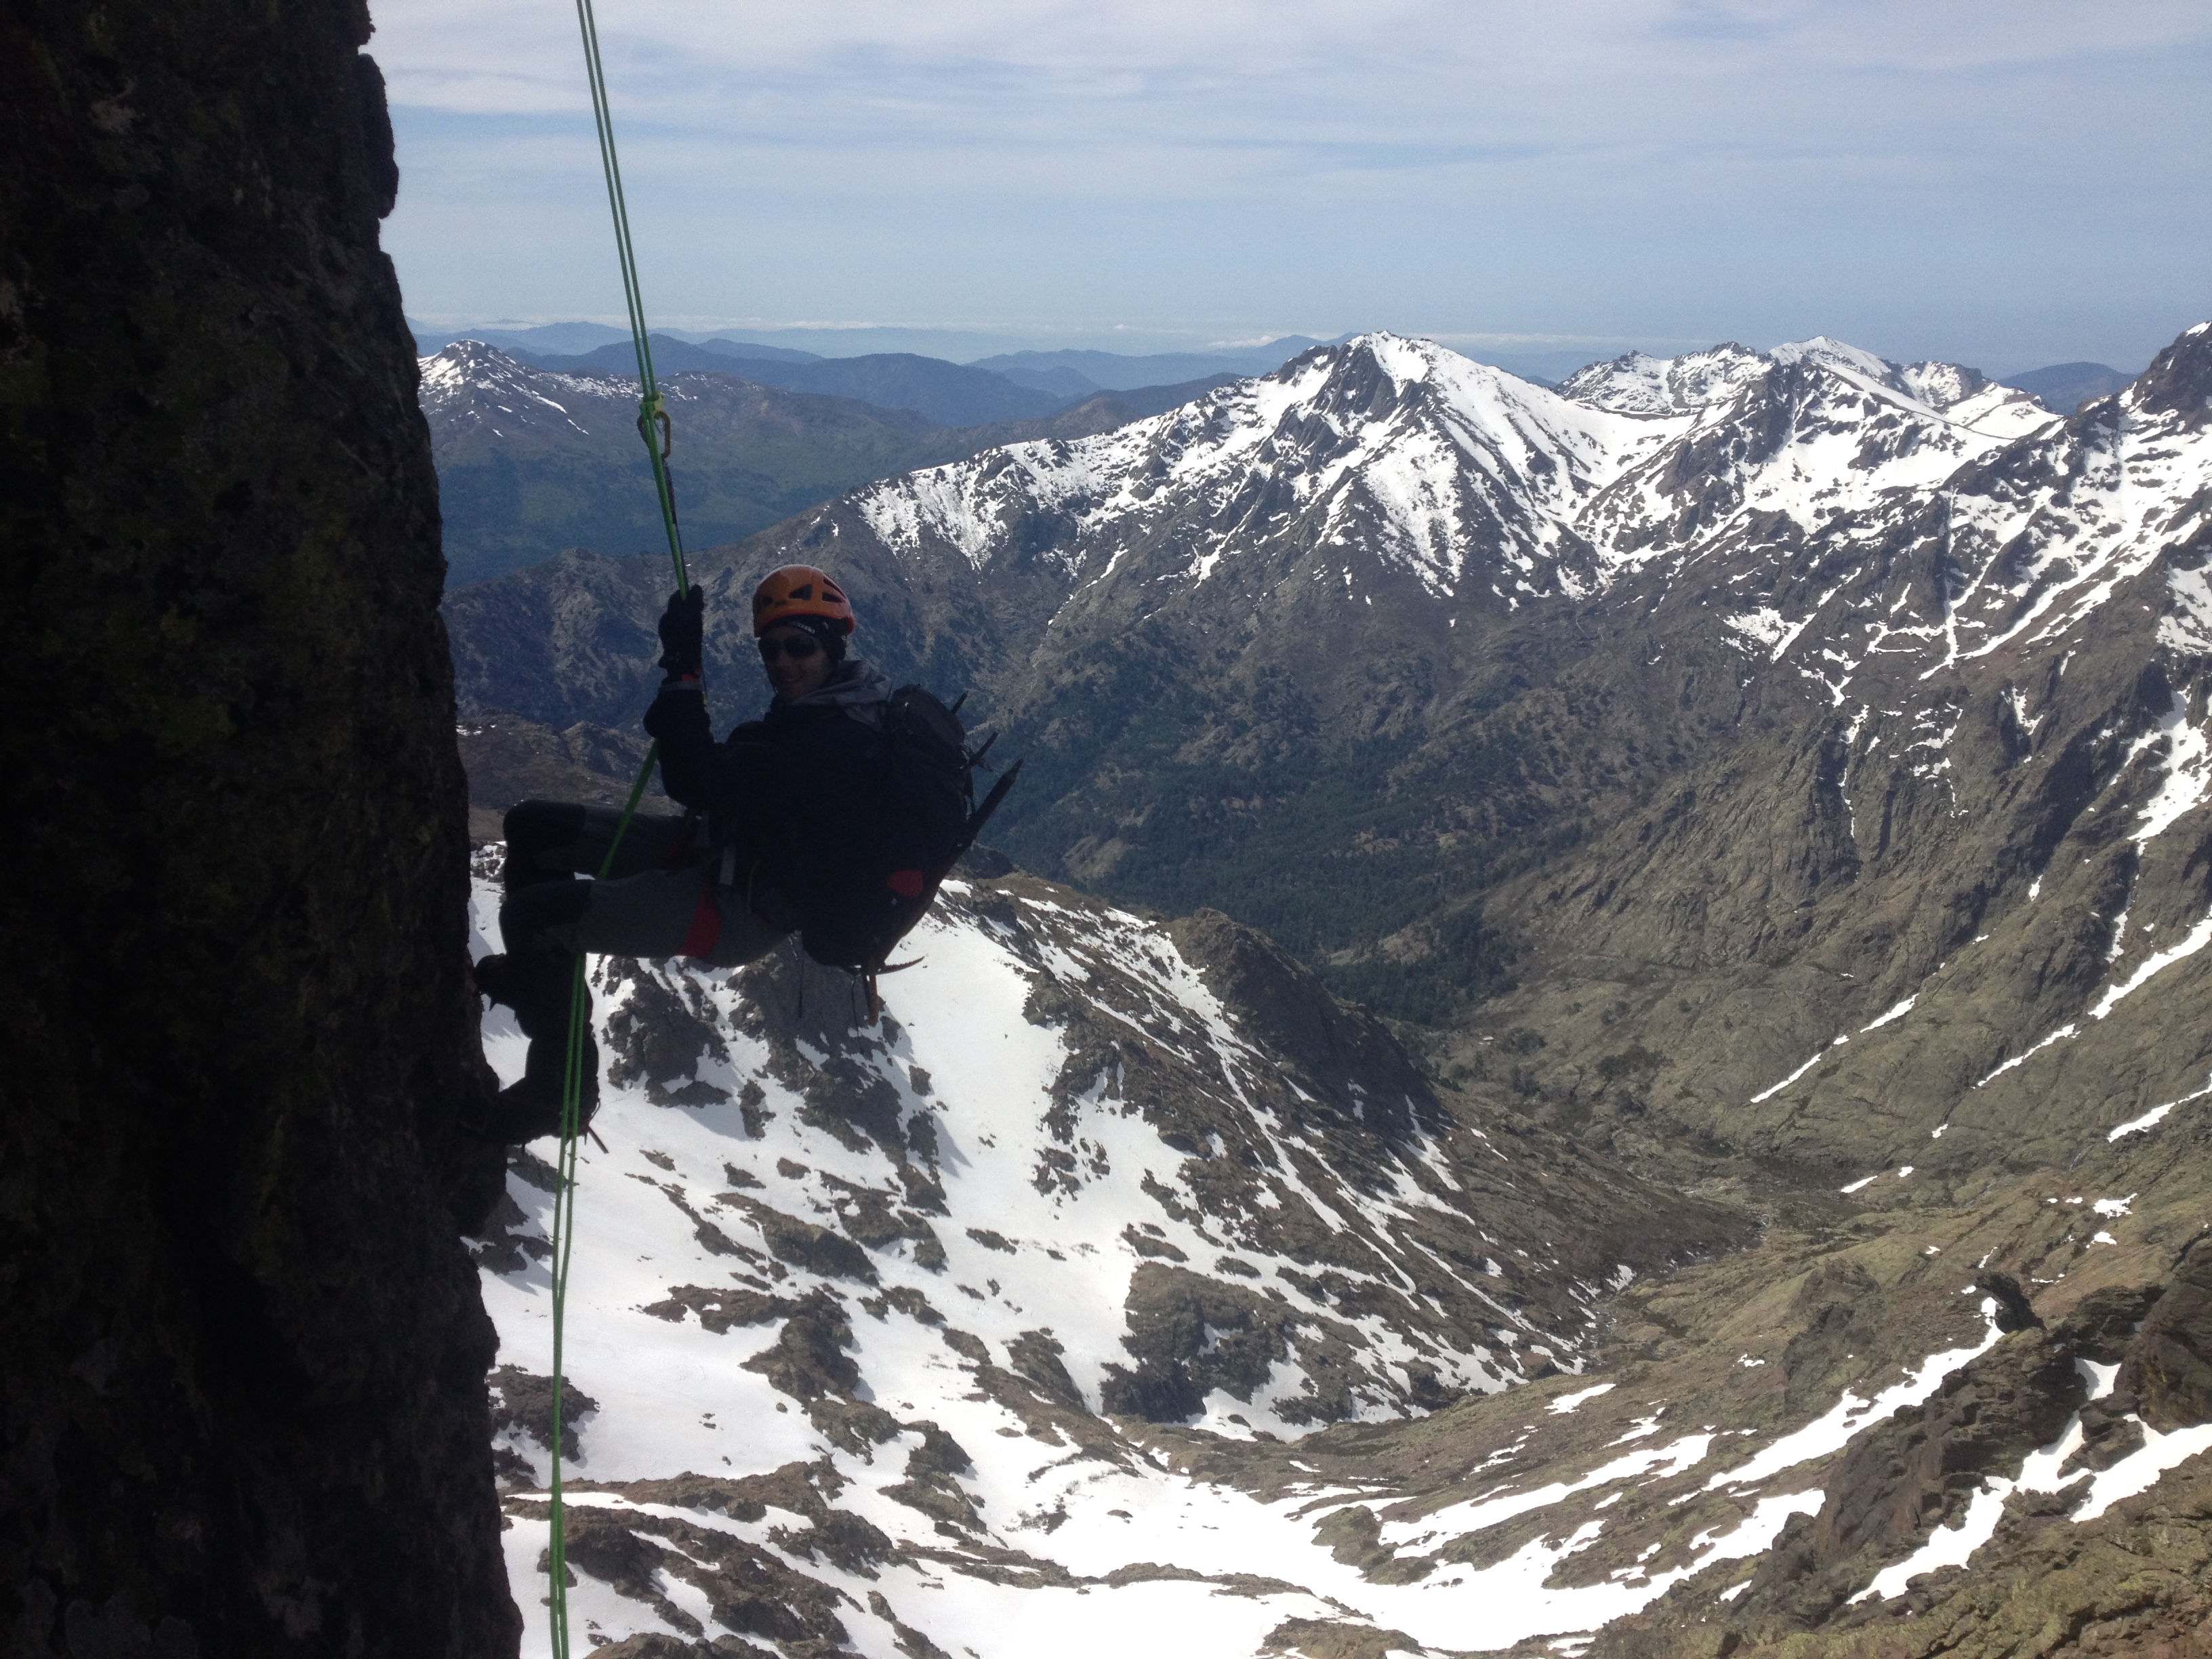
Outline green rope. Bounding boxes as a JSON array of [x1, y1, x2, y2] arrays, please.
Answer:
[[546, 1, 700, 1651], [544, 753, 659, 1657], [572, 0, 687, 583]]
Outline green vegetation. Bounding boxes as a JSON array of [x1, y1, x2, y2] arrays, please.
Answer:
[[990, 661, 1550, 1025], [434, 384, 954, 589], [428, 354, 1149, 589]]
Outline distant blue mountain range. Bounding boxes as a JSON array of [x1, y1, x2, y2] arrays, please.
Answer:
[[967, 340, 1349, 390], [407, 319, 1343, 386], [407, 323, 1319, 426], [405, 318, 2138, 419], [1995, 361, 2132, 413]]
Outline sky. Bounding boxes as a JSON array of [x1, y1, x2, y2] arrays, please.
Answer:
[[372, 0, 2212, 375]]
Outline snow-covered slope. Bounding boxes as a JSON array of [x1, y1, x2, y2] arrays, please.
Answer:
[[466, 860, 1765, 1656], [1560, 340, 2057, 579], [419, 340, 620, 447], [1553, 338, 2024, 424], [1611, 320, 2212, 736], [1553, 344, 1768, 415], [461, 817, 2212, 1658], [472, 848, 2212, 1659]]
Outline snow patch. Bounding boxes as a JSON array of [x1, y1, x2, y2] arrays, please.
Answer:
[[2108, 1072, 2212, 1140], [2089, 914, 2212, 1020], [1750, 1036, 1846, 1104], [1860, 996, 1916, 1032], [1549, 1383, 1616, 1415]]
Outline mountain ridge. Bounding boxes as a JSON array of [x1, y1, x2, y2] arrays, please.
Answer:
[[444, 325, 2083, 1005], [421, 342, 1236, 588], [508, 335, 1073, 426]]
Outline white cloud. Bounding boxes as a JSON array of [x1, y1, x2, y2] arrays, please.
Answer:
[[368, 0, 2212, 365]]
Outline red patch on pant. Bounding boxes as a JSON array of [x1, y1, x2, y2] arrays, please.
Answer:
[[680, 878, 722, 958], [886, 868, 926, 899]]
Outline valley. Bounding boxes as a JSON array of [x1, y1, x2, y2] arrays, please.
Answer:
[[450, 324, 2212, 1656]]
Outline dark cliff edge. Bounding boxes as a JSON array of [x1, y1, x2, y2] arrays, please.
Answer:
[[2, 3, 516, 1654]]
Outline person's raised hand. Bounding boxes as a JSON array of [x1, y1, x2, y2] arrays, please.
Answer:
[[657, 586, 705, 680]]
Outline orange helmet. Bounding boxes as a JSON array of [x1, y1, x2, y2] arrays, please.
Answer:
[[751, 565, 857, 638]]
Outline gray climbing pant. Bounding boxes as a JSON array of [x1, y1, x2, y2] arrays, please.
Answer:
[[500, 800, 796, 970]]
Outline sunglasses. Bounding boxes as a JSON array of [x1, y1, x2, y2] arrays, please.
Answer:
[[757, 633, 823, 663]]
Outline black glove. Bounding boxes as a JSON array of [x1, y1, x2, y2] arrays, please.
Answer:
[[656, 586, 704, 680]]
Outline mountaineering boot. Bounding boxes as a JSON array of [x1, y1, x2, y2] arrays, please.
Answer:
[[485, 1031, 600, 1145], [477, 945, 599, 1144]]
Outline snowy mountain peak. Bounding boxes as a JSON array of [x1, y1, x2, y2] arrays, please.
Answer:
[[1338, 329, 1448, 383], [1894, 359, 1988, 411], [417, 340, 611, 446], [1554, 344, 1767, 415], [1768, 335, 2007, 415], [1559, 335, 2011, 424], [419, 338, 533, 398], [1338, 330, 1537, 403], [2128, 316, 2212, 419], [1769, 333, 1898, 383], [843, 323, 2079, 626]]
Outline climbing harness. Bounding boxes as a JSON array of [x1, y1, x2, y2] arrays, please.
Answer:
[[546, 1, 696, 1652]]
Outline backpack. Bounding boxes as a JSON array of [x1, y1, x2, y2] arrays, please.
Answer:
[[796, 686, 1020, 997]]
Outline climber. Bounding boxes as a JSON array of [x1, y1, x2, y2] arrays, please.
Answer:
[[474, 565, 888, 1143]]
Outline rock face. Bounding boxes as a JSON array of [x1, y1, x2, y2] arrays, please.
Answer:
[[1582, 1278, 2212, 1659], [0, 3, 513, 1654]]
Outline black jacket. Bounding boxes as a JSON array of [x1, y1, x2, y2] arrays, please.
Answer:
[[642, 659, 891, 911]]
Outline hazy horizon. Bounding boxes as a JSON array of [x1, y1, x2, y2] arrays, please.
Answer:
[[407, 314, 2156, 383]]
